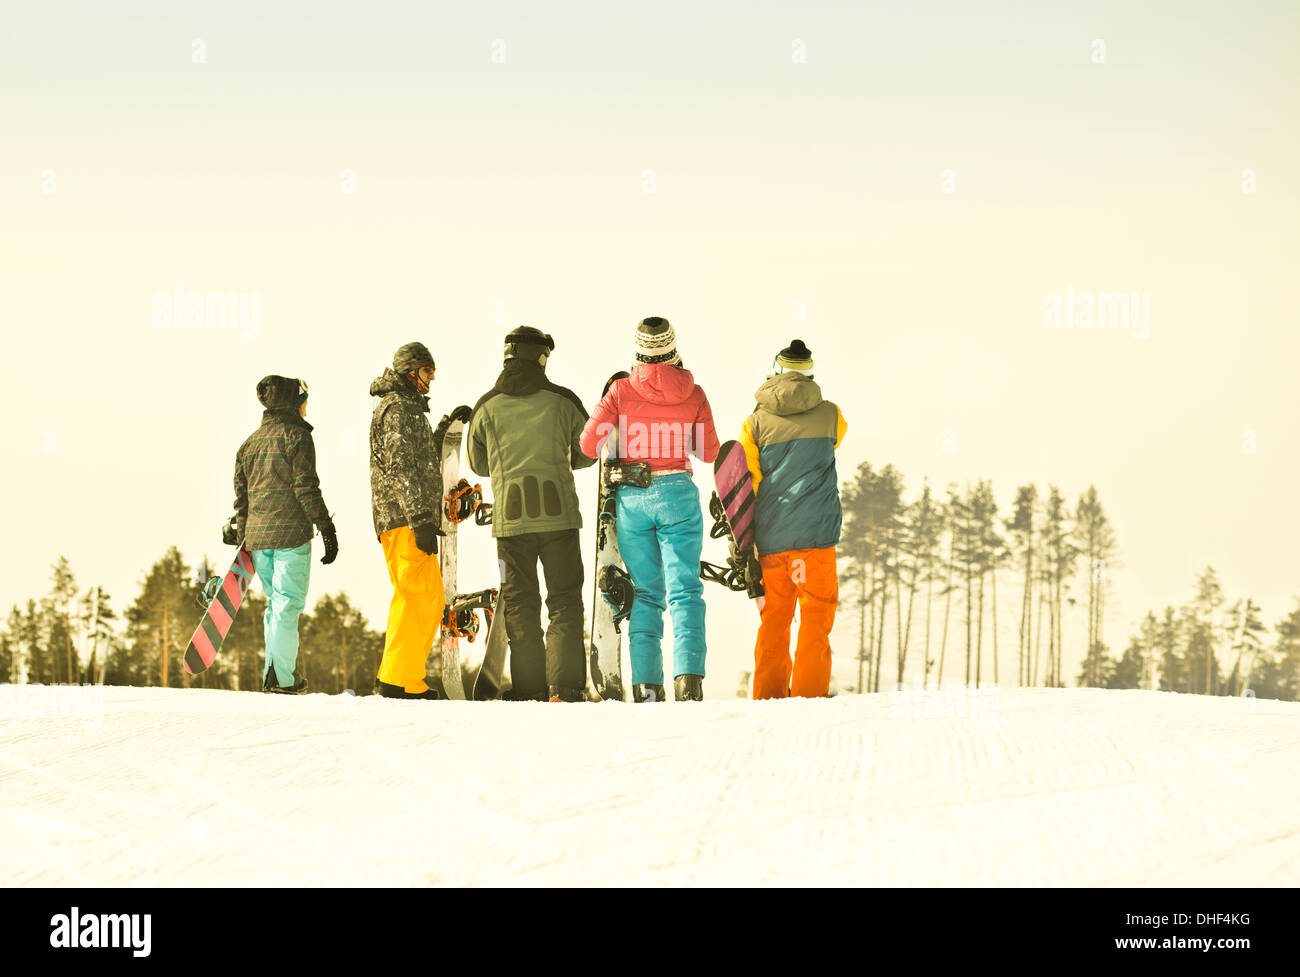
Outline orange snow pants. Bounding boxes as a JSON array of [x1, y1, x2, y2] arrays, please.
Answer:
[[753, 546, 838, 699], [377, 526, 445, 694]]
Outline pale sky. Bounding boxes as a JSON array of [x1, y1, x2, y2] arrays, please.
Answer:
[[2, 1, 1297, 692]]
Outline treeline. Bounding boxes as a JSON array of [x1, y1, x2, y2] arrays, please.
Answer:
[[1, 549, 384, 695], [836, 463, 1300, 701], [1113, 568, 1300, 702], [4, 487, 1300, 701]]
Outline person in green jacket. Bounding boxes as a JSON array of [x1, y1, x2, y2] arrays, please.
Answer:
[[467, 326, 596, 701]]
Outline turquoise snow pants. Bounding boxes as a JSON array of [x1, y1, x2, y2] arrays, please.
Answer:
[[615, 473, 707, 685], [251, 542, 311, 688]]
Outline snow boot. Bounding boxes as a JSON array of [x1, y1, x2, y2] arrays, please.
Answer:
[[674, 674, 703, 701], [633, 683, 665, 702], [264, 664, 309, 695], [548, 685, 585, 702], [375, 680, 445, 700]]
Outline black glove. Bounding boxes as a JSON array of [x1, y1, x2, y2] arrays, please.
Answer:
[[222, 515, 241, 547], [319, 521, 339, 565], [413, 522, 441, 556]]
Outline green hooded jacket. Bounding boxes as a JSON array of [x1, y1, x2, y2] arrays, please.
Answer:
[[467, 359, 596, 538]]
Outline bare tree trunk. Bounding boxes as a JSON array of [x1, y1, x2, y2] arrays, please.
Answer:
[[991, 568, 999, 686], [975, 569, 985, 689], [1054, 567, 1064, 688], [897, 562, 918, 688], [857, 565, 868, 694], [895, 572, 904, 688], [161, 602, 169, 689], [923, 565, 935, 689], [938, 535, 955, 688], [873, 570, 888, 693], [1019, 542, 1032, 686], [1046, 580, 1056, 687], [964, 563, 973, 687], [1033, 588, 1045, 686]]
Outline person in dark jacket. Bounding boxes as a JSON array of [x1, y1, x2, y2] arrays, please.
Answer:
[[369, 342, 445, 699], [739, 340, 846, 699], [233, 375, 338, 694], [467, 326, 596, 701]]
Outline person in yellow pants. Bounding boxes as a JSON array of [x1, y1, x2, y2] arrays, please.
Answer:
[[369, 342, 447, 699], [739, 340, 847, 699], [377, 525, 445, 693]]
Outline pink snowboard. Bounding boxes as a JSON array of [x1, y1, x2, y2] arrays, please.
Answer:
[[184, 549, 256, 675]]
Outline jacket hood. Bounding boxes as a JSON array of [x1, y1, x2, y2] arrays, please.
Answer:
[[261, 408, 312, 432], [257, 374, 307, 410], [494, 358, 548, 397], [369, 367, 429, 409], [754, 372, 824, 416], [628, 363, 697, 405]]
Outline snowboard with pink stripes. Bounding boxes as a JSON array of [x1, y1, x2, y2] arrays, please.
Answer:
[[712, 440, 765, 602], [184, 549, 256, 675]]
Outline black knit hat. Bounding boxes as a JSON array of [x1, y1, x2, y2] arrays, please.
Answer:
[[393, 342, 436, 374], [256, 375, 309, 409], [504, 325, 555, 362], [776, 339, 813, 372]]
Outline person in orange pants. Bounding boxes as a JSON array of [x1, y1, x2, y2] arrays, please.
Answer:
[[754, 547, 839, 699], [739, 340, 847, 699]]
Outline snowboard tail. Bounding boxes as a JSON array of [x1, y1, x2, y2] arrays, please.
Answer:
[[184, 549, 256, 675], [588, 371, 632, 701], [701, 440, 765, 602]]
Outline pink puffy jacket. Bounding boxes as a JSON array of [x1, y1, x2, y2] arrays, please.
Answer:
[[580, 364, 721, 472]]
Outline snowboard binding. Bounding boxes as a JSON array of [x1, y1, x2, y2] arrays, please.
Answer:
[[445, 479, 485, 525], [195, 572, 223, 610], [597, 564, 635, 632], [701, 493, 765, 599], [442, 588, 499, 642], [708, 493, 731, 539], [699, 559, 748, 593]]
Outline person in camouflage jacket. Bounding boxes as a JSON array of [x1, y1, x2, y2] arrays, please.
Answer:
[[369, 342, 445, 699], [233, 375, 338, 693]]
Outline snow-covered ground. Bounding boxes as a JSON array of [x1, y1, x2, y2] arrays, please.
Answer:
[[2, 684, 1298, 886]]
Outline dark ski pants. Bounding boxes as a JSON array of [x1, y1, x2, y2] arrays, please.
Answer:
[[496, 529, 586, 699]]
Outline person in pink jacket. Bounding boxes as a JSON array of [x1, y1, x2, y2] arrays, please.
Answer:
[[580, 317, 721, 701]]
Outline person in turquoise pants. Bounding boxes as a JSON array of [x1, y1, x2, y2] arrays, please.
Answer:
[[578, 318, 721, 701], [249, 544, 312, 690], [616, 474, 708, 696], [233, 375, 338, 693]]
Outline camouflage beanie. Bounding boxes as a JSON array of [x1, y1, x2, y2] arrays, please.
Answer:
[[503, 325, 555, 363], [256, 375, 308, 409], [393, 342, 435, 374]]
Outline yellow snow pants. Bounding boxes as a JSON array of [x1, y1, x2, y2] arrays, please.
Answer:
[[376, 526, 445, 694]]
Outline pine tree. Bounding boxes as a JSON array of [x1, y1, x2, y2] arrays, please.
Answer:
[[1006, 484, 1038, 687], [1245, 601, 1300, 701], [79, 586, 117, 684], [1106, 638, 1144, 689], [1074, 487, 1118, 688], [117, 547, 193, 688]]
